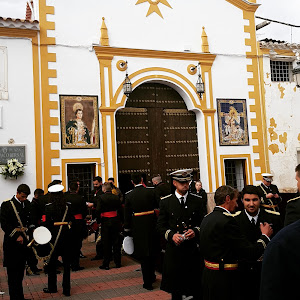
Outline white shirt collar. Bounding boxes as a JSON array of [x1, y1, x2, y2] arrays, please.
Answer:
[[244, 209, 260, 224], [215, 206, 231, 214], [14, 195, 22, 205], [175, 190, 188, 203]]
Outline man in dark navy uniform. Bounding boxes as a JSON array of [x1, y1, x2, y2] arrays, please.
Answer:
[[124, 173, 158, 290], [1, 184, 32, 300], [64, 181, 87, 271], [151, 175, 170, 207], [284, 164, 300, 226], [234, 185, 282, 300], [96, 182, 123, 270], [258, 173, 281, 212], [199, 185, 273, 300], [157, 169, 206, 300]]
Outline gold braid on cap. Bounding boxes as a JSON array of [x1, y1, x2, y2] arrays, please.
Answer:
[[73, 102, 83, 112]]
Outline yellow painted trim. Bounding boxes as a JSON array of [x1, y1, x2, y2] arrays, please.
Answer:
[[260, 48, 296, 57], [39, 0, 60, 189], [94, 46, 216, 65], [0, 27, 43, 188], [116, 60, 127, 71], [257, 46, 270, 173], [204, 115, 213, 192], [112, 67, 202, 109], [101, 112, 109, 180], [61, 158, 102, 192], [187, 64, 197, 75], [243, 10, 268, 181], [220, 154, 253, 186], [226, 0, 259, 12]]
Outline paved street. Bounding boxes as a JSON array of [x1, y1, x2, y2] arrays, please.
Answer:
[[0, 233, 170, 300]]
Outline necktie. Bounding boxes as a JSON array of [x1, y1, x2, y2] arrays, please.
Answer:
[[251, 218, 255, 225], [180, 196, 185, 208]]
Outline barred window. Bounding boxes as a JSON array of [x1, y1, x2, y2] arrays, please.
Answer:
[[270, 60, 292, 82], [224, 159, 246, 191]]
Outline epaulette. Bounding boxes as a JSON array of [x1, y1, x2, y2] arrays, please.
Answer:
[[160, 194, 172, 200], [232, 211, 242, 217], [45, 202, 52, 206], [265, 209, 280, 215], [66, 201, 71, 205], [3, 198, 10, 202], [223, 212, 234, 217], [190, 193, 202, 198], [125, 189, 133, 195], [287, 196, 300, 204]]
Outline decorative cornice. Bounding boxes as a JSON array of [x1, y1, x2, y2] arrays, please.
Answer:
[[226, 0, 260, 12], [93, 46, 216, 65]]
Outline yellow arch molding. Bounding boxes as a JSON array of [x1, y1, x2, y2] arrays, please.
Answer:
[[112, 67, 203, 109]]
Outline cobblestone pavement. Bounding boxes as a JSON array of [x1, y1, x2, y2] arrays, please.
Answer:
[[0, 233, 171, 300]]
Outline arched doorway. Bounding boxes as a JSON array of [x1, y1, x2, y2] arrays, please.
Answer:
[[116, 82, 199, 193]]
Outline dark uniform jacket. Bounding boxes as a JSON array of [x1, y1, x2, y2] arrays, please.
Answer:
[[154, 182, 170, 208], [64, 192, 87, 238], [284, 194, 300, 226], [31, 193, 50, 226], [96, 192, 123, 222], [195, 188, 208, 211], [124, 185, 157, 257], [234, 208, 283, 300], [258, 183, 281, 211], [260, 219, 300, 300], [157, 193, 206, 295], [90, 188, 103, 219], [199, 206, 270, 300], [0, 197, 31, 267]]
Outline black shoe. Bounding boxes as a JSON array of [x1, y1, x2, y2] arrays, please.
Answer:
[[72, 266, 85, 271], [91, 256, 102, 261], [43, 288, 58, 293], [99, 265, 109, 270], [63, 291, 71, 296], [143, 284, 153, 290]]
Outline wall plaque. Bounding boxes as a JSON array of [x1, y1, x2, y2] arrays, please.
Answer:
[[0, 145, 26, 164]]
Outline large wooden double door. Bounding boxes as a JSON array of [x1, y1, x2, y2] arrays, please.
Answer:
[[116, 83, 199, 192]]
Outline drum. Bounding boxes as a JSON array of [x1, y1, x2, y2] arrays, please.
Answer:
[[30, 226, 54, 261]]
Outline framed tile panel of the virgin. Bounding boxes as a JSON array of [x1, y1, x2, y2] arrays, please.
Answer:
[[217, 99, 249, 146], [60, 95, 100, 149]]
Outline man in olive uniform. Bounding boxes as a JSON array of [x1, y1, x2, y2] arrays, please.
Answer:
[[124, 173, 158, 290], [199, 185, 273, 300], [0, 184, 32, 300], [65, 181, 87, 271], [284, 164, 300, 226], [258, 173, 281, 212], [96, 182, 123, 270], [157, 169, 206, 300], [234, 185, 283, 300]]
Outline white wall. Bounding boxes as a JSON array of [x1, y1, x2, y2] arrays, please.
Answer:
[[263, 55, 300, 192], [0, 37, 36, 202]]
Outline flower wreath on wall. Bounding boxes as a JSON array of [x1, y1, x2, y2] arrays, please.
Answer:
[[0, 159, 25, 179]]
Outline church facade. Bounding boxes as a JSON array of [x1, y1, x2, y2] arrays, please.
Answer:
[[0, 0, 299, 200]]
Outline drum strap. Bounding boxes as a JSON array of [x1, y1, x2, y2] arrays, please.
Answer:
[[46, 206, 69, 263], [10, 201, 28, 240]]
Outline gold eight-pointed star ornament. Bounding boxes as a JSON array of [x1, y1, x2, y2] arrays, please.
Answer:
[[135, 0, 172, 18]]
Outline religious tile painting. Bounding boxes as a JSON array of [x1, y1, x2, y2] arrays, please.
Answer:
[[60, 95, 100, 149], [217, 99, 249, 146]]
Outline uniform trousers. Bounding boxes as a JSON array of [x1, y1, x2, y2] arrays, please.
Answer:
[[101, 217, 121, 267], [47, 247, 71, 293], [7, 263, 26, 300], [140, 256, 156, 287]]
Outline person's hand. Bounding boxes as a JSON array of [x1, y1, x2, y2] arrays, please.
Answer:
[[266, 193, 273, 199], [260, 222, 273, 237], [172, 233, 184, 245], [184, 229, 195, 240], [274, 193, 279, 198], [16, 235, 23, 244], [87, 202, 94, 208]]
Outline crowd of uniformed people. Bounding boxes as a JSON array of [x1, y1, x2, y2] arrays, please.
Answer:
[[1, 165, 300, 300]]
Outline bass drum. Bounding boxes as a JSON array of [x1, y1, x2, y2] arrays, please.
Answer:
[[31, 226, 53, 261]]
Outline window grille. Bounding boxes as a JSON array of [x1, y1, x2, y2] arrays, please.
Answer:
[[224, 159, 246, 191], [270, 60, 292, 82]]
